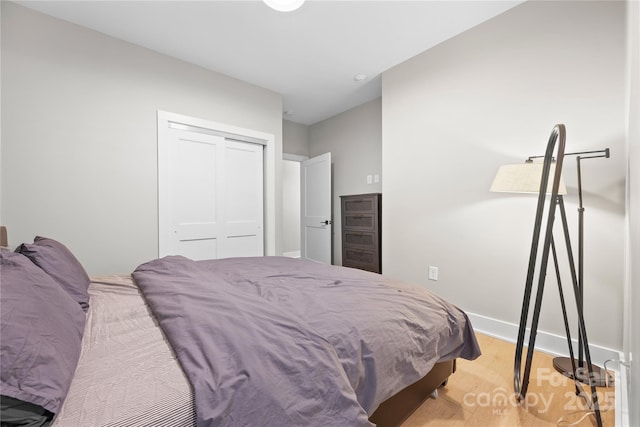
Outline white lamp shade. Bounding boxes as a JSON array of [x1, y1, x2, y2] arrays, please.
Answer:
[[263, 0, 305, 12], [490, 163, 567, 195]]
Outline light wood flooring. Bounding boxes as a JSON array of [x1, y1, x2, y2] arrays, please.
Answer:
[[402, 333, 615, 427]]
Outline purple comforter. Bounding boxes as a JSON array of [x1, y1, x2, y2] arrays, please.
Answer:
[[132, 256, 480, 427]]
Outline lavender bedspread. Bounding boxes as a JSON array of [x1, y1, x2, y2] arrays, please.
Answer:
[[132, 256, 480, 427]]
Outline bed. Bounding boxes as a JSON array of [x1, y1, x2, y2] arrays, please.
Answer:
[[1, 236, 481, 427]]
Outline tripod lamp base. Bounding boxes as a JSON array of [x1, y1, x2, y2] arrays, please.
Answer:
[[552, 356, 612, 387]]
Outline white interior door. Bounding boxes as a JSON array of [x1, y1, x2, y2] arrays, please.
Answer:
[[301, 152, 332, 264], [159, 127, 263, 260]]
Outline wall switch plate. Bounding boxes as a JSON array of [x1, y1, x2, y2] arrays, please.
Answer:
[[428, 266, 438, 281], [374, 174, 380, 183], [367, 175, 373, 184]]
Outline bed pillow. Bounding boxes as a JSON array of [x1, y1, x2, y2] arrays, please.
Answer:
[[0, 249, 86, 415], [16, 236, 90, 311]]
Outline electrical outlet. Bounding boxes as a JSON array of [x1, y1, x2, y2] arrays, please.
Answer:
[[428, 266, 438, 281]]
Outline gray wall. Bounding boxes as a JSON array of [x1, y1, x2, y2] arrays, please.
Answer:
[[1, 2, 283, 274], [625, 1, 640, 424], [382, 0, 626, 353], [309, 98, 382, 266], [283, 120, 310, 157]]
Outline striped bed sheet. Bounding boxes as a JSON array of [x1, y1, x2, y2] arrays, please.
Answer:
[[52, 276, 196, 427]]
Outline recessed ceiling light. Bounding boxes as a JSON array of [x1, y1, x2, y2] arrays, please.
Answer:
[[263, 0, 305, 12], [353, 74, 367, 82]]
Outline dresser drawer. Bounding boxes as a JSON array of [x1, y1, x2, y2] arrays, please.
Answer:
[[343, 196, 377, 214], [343, 230, 376, 248], [343, 247, 379, 273], [343, 214, 376, 230]]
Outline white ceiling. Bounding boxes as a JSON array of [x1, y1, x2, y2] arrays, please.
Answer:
[[16, 0, 524, 125]]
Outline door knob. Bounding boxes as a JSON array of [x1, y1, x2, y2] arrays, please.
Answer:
[[320, 220, 332, 225]]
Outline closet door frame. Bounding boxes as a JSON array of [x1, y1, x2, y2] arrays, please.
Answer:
[[157, 110, 276, 258]]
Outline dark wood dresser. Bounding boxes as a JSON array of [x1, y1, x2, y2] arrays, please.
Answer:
[[340, 193, 382, 273]]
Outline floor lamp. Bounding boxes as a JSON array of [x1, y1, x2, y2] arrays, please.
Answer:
[[490, 124, 608, 427], [531, 148, 611, 387]]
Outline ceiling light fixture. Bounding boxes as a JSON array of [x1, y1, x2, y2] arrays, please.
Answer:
[[353, 74, 367, 82], [263, 0, 305, 12]]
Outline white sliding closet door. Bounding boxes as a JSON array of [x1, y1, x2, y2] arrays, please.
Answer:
[[159, 127, 264, 260], [223, 139, 264, 258]]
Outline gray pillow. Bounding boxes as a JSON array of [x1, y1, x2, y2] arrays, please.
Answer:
[[16, 236, 90, 311], [0, 249, 86, 415]]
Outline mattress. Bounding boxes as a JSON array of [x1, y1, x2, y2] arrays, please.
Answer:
[[52, 276, 196, 427]]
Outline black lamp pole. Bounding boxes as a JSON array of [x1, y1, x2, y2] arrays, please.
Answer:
[[552, 148, 610, 386]]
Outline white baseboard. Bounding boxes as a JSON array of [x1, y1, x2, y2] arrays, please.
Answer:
[[466, 312, 620, 367], [466, 312, 629, 426], [282, 250, 301, 258]]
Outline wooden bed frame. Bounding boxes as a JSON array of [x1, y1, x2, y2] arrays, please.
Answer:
[[370, 359, 456, 427], [1, 225, 7, 247]]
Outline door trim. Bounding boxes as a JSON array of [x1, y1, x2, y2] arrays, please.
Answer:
[[157, 110, 276, 257], [283, 153, 308, 162]]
